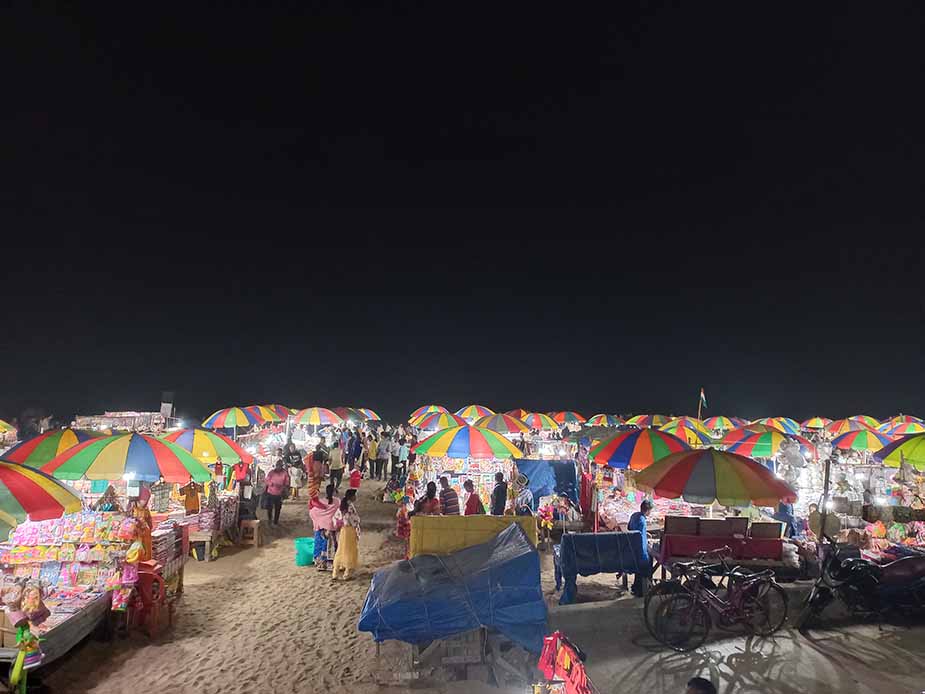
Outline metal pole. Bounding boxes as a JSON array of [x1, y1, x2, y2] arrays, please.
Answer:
[[819, 451, 833, 544]]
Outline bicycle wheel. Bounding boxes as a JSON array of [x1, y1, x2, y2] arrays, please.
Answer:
[[644, 581, 685, 639], [653, 594, 711, 651], [741, 580, 788, 635]]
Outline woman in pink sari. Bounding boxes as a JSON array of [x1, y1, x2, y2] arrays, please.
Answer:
[[309, 484, 339, 570]]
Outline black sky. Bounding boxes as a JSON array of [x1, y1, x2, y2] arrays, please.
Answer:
[[3, 2, 924, 425]]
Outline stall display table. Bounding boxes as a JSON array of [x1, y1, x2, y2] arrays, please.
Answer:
[[35, 592, 111, 666], [557, 531, 648, 605], [189, 529, 219, 561], [659, 534, 783, 576]]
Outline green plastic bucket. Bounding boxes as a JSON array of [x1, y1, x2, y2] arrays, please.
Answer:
[[294, 537, 315, 566]]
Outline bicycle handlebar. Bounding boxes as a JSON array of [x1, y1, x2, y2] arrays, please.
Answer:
[[696, 546, 732, 559]]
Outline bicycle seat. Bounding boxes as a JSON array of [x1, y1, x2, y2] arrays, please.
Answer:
[[879, 556, 925, 586]]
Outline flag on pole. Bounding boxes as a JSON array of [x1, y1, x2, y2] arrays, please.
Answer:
[[699, 388, 708, 409]]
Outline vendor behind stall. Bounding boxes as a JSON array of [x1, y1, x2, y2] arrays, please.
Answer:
[[627, 499, 653, 597]]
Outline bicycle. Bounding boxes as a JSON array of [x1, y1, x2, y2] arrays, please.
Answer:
[[652, 546, 788, 651], [643, 547, 752, 640]]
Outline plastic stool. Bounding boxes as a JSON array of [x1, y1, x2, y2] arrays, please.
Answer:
[[239, 519, 261, 547]]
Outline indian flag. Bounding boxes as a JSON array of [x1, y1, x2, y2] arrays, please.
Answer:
[[700, 388, 708, 409]]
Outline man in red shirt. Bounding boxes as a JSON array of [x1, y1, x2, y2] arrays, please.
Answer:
[[263, 460, 290, 526], [463, 479, 485, 515]]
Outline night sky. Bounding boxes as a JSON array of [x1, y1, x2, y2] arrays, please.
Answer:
[[3, 3, 924, 426]]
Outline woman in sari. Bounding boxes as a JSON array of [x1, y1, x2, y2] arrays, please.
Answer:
[[331, 488, 360, 581]]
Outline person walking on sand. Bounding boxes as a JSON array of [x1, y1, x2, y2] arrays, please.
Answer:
[[331, 489, 360, 581], [365, 433, 377, 478], [263, 459, 290, 527], [309, 483, 339, 571], [376, 433, 390, 481], [329, 440, 345, 491]]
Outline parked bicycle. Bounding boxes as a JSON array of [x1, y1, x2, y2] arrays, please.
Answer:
[[651, 546, 788, 651]]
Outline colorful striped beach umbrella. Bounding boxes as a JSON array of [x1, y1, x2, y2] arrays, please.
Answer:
[[263, 404, 293, 419], [413, 412, 468, 431], [626, 414, 671, 428], [661, 425, 712, 447], [0, 420, 16, 435], [356, 408, 382, 421], [202, 407, 261, 429], [724, 431, 789, 458], [1, 429, 106, 468], [552, 411, 587, 425], [244, 405, 283, 423], [801, 416, 832, 430], [161, 428, 254, 465], [634, 448, 797, 507], [883, 421, 925, 436], [333, 407, 364, 423], [849, 415, 881, 428], [412, 426, 523, 460], [703, 416, 738, 432], [874, 434, 925, 470], [455, 405, 495, 423], [661, 417, 713, 438], [522, 413, 559, 431], [408, 405, 449, 422], [505, 408, 531, 420], [293, 407, 344, 427], [832, 429, 892, 452], [753, 417, 800, 435], [474, 413, 530, 434], [0, 461, 83, 528], [41, 433, 211, 483], [586, 414, 624, 427], [590, 429, 689, 471], [722, 425, 780, 445], [826, 418, 875, 436]]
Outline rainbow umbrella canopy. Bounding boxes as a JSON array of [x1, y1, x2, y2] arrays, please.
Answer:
[[832, 429, 892, 452], [626, 414, 671, 428], [505, 408, 531, 420], [474, 413, 530, 434], [874, 434, 925, 470], [590, 429, 689, 471], [587, 414, 624, 427], [802, 416, 832, 430], [826, 418, 874, 436], [161, 428, 254, 465], [883, 421, 925, 436], [413, 412, 468, 431], [293, 407, 344, 427], [522, 413, 559, 431], [244, 405, 282, 423], [703, 416, 737, 432], [661, 417, 712, 438], [455, 405, 495, 423], [41, 433, 211, 483], [0, 461, 83, 530], [413, 426, 523, 460], [356, 408, 382, 421], [662, 424, 712, 447], [202, 407, 261, 429], [634, 448, 797, 507], [885, 414, 924, 427], [753, 417, 800, 435], [848, 414, 881, 428], [724, 430, 789, 458], [1, 428, 105, 468], [408, 405, 449, 422], [553, 411, 587, 425], [333, 407, 364, 424], [263, 404, 293, 420]]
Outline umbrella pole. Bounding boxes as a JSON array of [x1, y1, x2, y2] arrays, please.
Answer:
[[819, 450, 833, 544]]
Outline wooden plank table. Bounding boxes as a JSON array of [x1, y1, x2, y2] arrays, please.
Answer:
[[189, 529, 219, 561]]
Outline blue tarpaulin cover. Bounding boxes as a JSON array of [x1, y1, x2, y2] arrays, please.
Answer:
[[557, 531, 648, 604], [515, 459, 579, 511], [358, 523, 548, 653]]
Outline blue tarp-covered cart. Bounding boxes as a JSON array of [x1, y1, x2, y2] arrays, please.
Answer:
[[358, 523, 547, 685]]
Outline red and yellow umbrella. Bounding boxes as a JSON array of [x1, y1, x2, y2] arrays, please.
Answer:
[[661, 417, 713, 438], [505, 408, 531, 419], [552, 411, 587, 425], [413, 412, 467, 431], [202, 407, 261, 429], [41, 433, 212, 483], [634, 448, 797, 507], [626, 414, 671, 428], [356, 407, 382, 421], [590, 429, 689, 470], [522, 413, 559, 431], [587, 414, 624, 427], [455, 405, 495, 422], [832, 429, 892, 452], [413, 426, 523, 460], [262, 404, 293, 420], [244, 405, 283, 423], [293, 407, 344, 427], [474, 413, 530, 434], [826, 418, 875, 436], [0, 461, 83, 528], [161, 428, 254, 465], [408, 405, 449, 422], [1, 429, 106, 468]]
